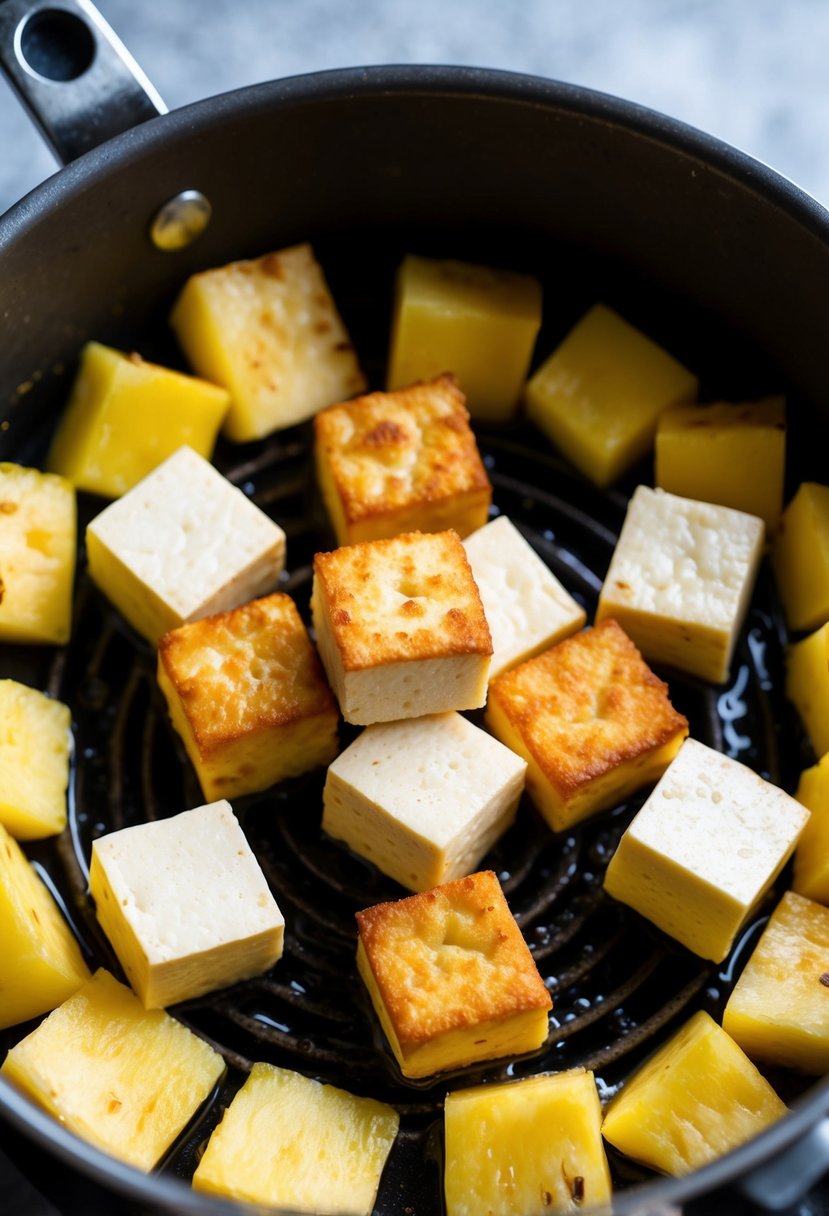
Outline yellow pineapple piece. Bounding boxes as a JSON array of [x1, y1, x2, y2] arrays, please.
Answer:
[[193, 1062, 398, 1215], [0, 969, 224, 1171], [157, 593, 339, 802], [525, 304, 698, 487], [723, 891, 829, 1074], [0, 822, 90, 1029], [655, 397, 786, 530], [601, 1010, 786, 1176], [793, 753, 829, 901], [47, 342, 230, 498], [772, 482, 829, 633], [387, 255, 542, 422], [0, 462, 75, 645], [786, 622, 829, 759], [444, 1068, 612, 1216], [170, 243, 366, 442], [0, 679, 71, 839]]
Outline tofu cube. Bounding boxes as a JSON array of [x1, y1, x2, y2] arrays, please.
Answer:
[[486, 618, 688, 833], [0, 821, 90, 1029], [525, 303, 697, 487], [355, 870, 551, 1079], [170, 242, 366, 442], [0, 969, 224, 1172], [596, 485, 765, 684], [386, 254, 542, 423], [786, 622, 829, 758], [0, 679, 71, 839], [322, 712, 527, 891], [772, 482, 829, 633], [655, 397, 786, 530], [193, 1062, 399, 1214], [463, 515, 586, 678], [311, 529, 492, 725], [603, 738, 809, 963], [0, 462, 75, 645], [723, 891, 829, 1075], [89, 801, 285, 1008], [158, 593, 339, 802], [601, 1011, 786, 1177], [314, 373, 491, 546], [444, 1069, 612, 1216], [86, 445, 286, 645], [793, 753, 829, 901], [47, 341, 230, 498]]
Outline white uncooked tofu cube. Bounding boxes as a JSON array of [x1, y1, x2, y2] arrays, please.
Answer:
[[89, 800, 285, 1007], [463, 515, 586, 678], [604, 738, 809, 963], [596, 485, 764, 683], [322, 712, 527, 891], [86, 446, 286, 644]]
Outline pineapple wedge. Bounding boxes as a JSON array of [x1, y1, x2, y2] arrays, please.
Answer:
[[1, 969, 224, 1171], [601, 1010, 786, 1176], [192, 1062, 399, 1215], [0, 821, 90, 1029], [793, 753, 829, 902], [0, 462, 75, 645], [723, 891, 829, 1074], [444, 1068, 612, 1216], [0, 679, 71, 839], [170, 243, 366, 441]]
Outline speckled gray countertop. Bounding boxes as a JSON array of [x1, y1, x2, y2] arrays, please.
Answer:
[[0, 0, 828, 217]]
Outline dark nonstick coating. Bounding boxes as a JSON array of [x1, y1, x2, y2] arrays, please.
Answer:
[[2, 66, 829, 1215]]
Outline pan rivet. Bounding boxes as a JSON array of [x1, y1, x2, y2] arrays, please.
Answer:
[[150, 190, 212, 252]]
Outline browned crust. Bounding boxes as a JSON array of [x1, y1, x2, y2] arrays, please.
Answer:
[[488, 618, 689, 800], [313, 530, 492, 671], [158, 592, 337, 754], [356, 871, 551, 1045]]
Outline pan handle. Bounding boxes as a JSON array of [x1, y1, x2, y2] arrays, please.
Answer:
[[0, 0, 165, 165]]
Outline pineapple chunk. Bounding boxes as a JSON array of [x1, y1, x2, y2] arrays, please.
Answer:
[[47, 342, 230, 498], [170, 243, 366, 441], [655, 397, 786, 530], [772, 482, 829, 634], [193, 1062, 399, 1215], [525, 304, 698, 487], [1, 969, 224, 1170], [601, 1011, 787, 1176], [0, 821, 90, 1029], [793, 753, 829, 901], [387, 255, 542, 423], [0, 679, 71, 839], [444, 1069, 612, 1216], [786, 622, 829, 759], [0, 462, 75, 645], [723, 891, 829, 1074]]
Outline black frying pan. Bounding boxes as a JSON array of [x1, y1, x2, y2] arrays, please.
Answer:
[[2, 2, 829, 1214]]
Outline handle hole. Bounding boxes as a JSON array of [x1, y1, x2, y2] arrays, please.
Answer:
[[19, 9, 96, 82]]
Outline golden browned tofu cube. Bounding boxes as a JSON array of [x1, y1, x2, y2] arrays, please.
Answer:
[[0, 462, 76, 645], [1, 969, 224, 1171], [486, 618, 688, 832], [444, 1069, 612, 1216], [158, 592, 339, 801], [602, 1011, 786, 1176], [386, 255, 542, 423], [355, 870, 551, 1079], [314, 373, 491, 545], [723, 891, 829, 1075], [0, 679, 71, 839], [311, 530, 492, 725], [170, 243, 366, 441], [193, 1062, 399, 1214], [0, 822, 90, 1029]]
